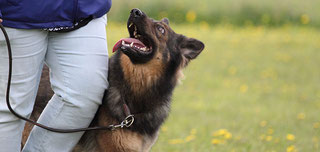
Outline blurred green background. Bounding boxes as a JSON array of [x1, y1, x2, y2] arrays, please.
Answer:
[[108, 0, 320, 27], [106, 0, 320, 152]]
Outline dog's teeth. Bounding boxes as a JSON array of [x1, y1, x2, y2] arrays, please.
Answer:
[[130, 42, 134, 47], [140, 47, 146, 51], [129, 23, 133, 28], [122, 41, 125, 45]]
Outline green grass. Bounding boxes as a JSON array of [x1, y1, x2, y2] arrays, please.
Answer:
[[108, 0, 320, 27], [106, 23, 320, 152]]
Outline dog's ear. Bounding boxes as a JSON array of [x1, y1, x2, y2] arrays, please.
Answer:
[[179, 36, 205, 60], [161, 18, 169, 25]]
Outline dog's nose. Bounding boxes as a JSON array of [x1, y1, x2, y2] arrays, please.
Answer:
[[131, 8, 143, 18]]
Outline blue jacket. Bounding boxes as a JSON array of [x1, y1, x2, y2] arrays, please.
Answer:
[[0, 0, 112, 29]]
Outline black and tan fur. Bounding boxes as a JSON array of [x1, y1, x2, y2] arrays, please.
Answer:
[[22, 9, 204, 152]]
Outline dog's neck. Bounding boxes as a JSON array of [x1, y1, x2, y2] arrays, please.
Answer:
[[119, 53, 165, 95]]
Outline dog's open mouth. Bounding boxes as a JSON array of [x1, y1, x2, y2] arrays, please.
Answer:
[[112, 22, 152, 54]]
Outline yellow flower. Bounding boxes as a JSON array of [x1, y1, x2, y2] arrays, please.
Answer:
[[266, 136, 273, 141], [212, 129, 228, 137], [313, 122, 320, 129], [286, 145, 297, 152], [200, 21, 209, 31], [287, 134, 295, 141], [240, 84, 248, 93], [190, 128, 197, 135], [185, 135, 195, 142], [228, 66, 237, 75], [161, 126, 168, 132], [186, 10, 196, 23], [212, 129, 232, 144], [260, 121, 267, 127], [211, 139, 225, 145], [168, 138, 185, 145], [301, 14, 310, 25], [267, 128, 274, 135], [224, 132, 232, 140], [297, 113, 306, 120]]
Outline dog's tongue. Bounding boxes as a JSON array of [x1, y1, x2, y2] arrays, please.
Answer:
[[112, 38, 146, 52]]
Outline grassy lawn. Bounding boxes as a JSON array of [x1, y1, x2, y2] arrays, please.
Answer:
[[106, 23, 320, 152]]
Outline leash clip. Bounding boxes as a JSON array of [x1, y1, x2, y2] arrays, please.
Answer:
[[111, 115, 134, 131]]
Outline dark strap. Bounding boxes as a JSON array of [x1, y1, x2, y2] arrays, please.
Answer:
[[0, 23, 134, 133]]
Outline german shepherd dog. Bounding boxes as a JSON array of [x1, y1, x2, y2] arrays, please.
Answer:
[[22, 9, 204, 151]]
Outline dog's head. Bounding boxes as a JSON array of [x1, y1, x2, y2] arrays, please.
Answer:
[[113, 8, 205, 66], [112, 9, 205, 95]]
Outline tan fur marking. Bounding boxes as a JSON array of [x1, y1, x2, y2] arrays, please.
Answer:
[[97, 129, 144, 152], [120, 52, 164, 95], [96, 108, 147, 152]]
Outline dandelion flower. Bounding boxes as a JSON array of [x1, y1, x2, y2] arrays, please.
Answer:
[[287, 134, 295, 141], [186, 10, 196, 23], [286, 145, 297, 152], [301, 14, 310, 25], [185, 135, 195, 142], [266, 136, 273, 141], [297, 113, 306, 120], [211, 139, 225, 145], [260, 121, 267, 127], [228, 66, 237, 75], [312, 136, 318, 143], [161, 126, 168, 132], [313, 122, 320, 129], [240, 84, 248, 93], [168, 138, 184, 145], [259, 134, 266, 140], [190, 128, 197, 135], [224, 132, 232, 139], [200, 21, 209, 31], [224, 132, 232, 140], [212, 129, 228, 137], [267, 128, 274, 134]]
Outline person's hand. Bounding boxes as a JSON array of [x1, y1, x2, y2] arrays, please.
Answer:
[[0, 19, 2, 23]]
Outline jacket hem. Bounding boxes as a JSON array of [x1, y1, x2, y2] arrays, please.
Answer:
[[2, 20, 74, 29]]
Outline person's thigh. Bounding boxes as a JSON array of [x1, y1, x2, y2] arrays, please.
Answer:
[[23, 15, 109, 152], [0, 27, 48, 151]]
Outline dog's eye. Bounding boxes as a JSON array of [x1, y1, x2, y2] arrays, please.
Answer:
[[157, 25, 165, 34]]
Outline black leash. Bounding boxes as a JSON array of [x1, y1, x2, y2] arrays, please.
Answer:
[[0, 23, 134, 133]]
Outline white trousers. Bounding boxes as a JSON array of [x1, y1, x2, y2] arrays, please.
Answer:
[[0, 16, 109, 152]]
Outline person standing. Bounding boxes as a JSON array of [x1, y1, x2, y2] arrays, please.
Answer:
[[0, 0, 111, 151]]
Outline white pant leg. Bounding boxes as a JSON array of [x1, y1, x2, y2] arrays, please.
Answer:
[[0, 28, 48, 152], [23, 15, 109, 152]]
